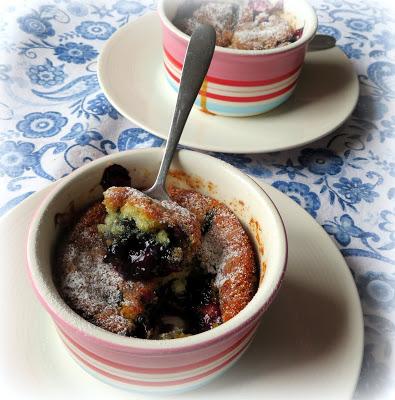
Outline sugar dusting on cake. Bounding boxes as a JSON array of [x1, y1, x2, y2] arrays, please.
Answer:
[[56, 203, 134, 335], [169, 188, 257, 322], [55, 186, 258, 337], [174, 0, 300, 50]]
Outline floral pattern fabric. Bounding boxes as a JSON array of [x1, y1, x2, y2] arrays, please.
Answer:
[[0, 0, 394, 398]]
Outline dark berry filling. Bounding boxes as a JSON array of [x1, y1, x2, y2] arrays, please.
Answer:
[[202, 210, 215, 234], [291, 27, 304, 42], [104, 219, 185, 281], [101, 164, 131, 190], [126, 269, 222, 338], [187, 271, 222, 332]]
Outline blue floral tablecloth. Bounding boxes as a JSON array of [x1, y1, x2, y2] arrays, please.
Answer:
[[0, 0, 394, 398]]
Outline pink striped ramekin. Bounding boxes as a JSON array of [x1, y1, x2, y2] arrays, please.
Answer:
[[159, 0, 318, 117], [27, 148, 287, 394]]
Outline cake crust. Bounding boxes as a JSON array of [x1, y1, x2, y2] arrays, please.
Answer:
[[56, 186, 258, 337]]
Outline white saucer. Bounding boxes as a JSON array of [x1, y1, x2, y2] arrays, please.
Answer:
[[98, 13, 359, 154], [0, 179, 363, 400]]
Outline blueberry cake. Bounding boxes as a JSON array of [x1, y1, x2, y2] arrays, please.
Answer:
[[55, 166, 258, 339], [174, 0, 302, 50]]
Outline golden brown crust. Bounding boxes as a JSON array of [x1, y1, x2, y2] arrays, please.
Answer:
[[177, 2, 237, 48], [103, 186, 202, 261], [169, 187, 257, 321], [56, 201, 158, 336], [69, 202, 107, 247], [209, 204, 257, 321], [168, 186, 218, 222], [57, 187, 257, 335], [119, 280, 157, 320], [103, 186, 166, 222]]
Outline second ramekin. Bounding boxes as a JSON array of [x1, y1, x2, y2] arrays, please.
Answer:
[[159, 0, 318, 117]]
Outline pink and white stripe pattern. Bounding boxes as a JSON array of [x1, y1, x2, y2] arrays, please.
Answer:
[[54, 318, 259, 393], [26, 148, 288, 394], [163, 47, 303, 117], [159, 0, 318, 117]]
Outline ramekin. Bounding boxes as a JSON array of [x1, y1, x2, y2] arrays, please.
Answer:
[[27, 148, 287, 393], [158, 0, 318, 117]]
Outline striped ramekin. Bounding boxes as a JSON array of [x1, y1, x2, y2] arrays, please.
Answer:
[[27, 149, 287, 393], [158, 0, 318, 117]]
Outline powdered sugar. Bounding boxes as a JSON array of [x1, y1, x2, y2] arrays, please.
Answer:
[[56, 187, 257, 336], [199, 206, 245, 290], [195, 2, 236, 31], [161, 199, 194, 220], [175, 0, 298, 50], [104, 186, 145, 200], [232, 13, 295, 49], [55, 202, 134, 335], [105, 186, 194, 224], [216, 268, 239, 288], [60, 243, 123, 317]]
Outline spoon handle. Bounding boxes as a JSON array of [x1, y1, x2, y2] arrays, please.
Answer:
[[147, 24, 216, 199]]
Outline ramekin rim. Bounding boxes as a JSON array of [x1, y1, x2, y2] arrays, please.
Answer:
[[157, 0, 318, 56], [27, 148, 287, 351]]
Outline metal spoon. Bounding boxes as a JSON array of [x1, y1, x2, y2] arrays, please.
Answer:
[[308, 34, 336, 51], [144, 24, 216, 201]]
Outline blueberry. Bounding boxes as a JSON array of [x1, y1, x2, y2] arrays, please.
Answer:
[[133, 314, 151, 339], [167, 226, 185, 246], [104, 217, 184, 280], [202, 210, 215, 234], [186, 271, 222, 332], [100, 164, 131, 190], [127, 244, 160, 279], [198, 303, 221, 331]]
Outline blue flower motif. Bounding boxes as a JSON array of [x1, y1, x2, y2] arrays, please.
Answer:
[[340, 43, 364, 59], [274, 159, 306, 180], [367, 61, 395, 96], [118, 128, 164, 150], [323, 214, 365, 246], [354, 96, 388, 121], [380, 210, 395, 233], [386, 163, 395, 178], [66, 2, 89, 17], [272, 181, 320, 217], [61, 123, 103, 146], [215, 153, 252, 168], [372, 30, 395, 51], [91, 4, 114, 18], [86, 94, 119, 119], [54, 42, 98, 64], [0, 141, 36, 177], [317, 24, 341, 40], [379, 210, 395, 241], [213, 153, 273, 177], [346, 18, 374, 32], [113, 0, 145, 15], [17, 13, 55, 39], [17, 112, 67, 138], [27, 58, 66, 88], [76, 21, 115, 40], [299, 148, 343, 176], [333, 177, 379, 204], [356, 271, 395, 310], [380, 117, 395, 142]]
